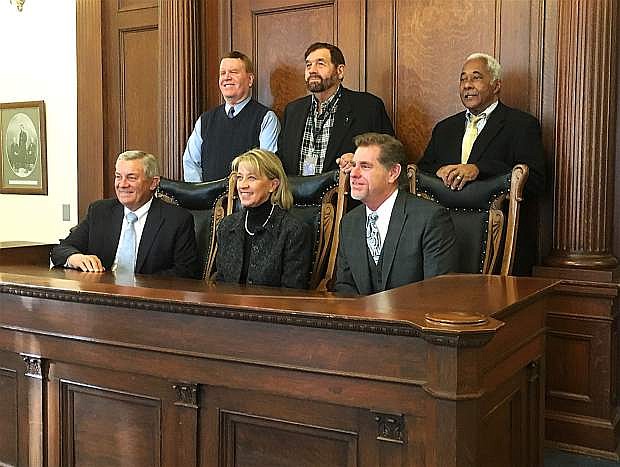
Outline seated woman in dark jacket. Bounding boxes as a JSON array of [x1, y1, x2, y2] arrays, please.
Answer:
[[215, 149, 313, 289]]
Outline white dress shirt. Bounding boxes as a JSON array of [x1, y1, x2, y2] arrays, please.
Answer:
[[112, 197, 153, 272]]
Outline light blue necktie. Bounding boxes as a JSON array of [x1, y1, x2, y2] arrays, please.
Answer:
[[366, 212, 382, 264], [116, 212, 138, 273], [228, 106, 235, 119]]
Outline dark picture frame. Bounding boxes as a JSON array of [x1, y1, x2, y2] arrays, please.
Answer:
[[0, 100, 47, 195]]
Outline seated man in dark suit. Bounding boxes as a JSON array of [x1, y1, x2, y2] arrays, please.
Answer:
[[335, 133, 457, 295], [51, 151, 200, 278], [418, 53, 546, 275], [418, 52, 545, 194], [278, 42, 394, 176]]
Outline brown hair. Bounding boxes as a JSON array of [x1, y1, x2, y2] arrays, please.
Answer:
[[354, 133, 407, 185], [221, 51, 254, 74], [304, 42, 346, 66]]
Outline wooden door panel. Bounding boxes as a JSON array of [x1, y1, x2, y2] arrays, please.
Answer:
[[222, 411, 357, 467], [102, 2, 159, 197], [63, 383, 161, 467], [202, 386, 375, 467], [119, 27, 159, 154]]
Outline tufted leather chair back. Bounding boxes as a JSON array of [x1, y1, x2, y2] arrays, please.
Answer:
[[157, 177, 229, 279], [408, 164, 528, 275]]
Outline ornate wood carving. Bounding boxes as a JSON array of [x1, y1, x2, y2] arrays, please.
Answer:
[[159, 0, 200, 180], [545, 0, 618, 269], [172, 383, 199, 408], [374, 412, 405, 444], [21, 355, 48, 379], [0, 283, 496, 346]]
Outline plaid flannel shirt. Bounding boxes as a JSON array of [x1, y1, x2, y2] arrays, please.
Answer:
[[298, 88, 341, 175]]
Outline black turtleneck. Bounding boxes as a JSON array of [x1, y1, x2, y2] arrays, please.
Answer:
[[245, 200, 273, 233], [240, 200, 274, 283]]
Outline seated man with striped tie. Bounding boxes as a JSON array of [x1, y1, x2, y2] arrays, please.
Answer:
[[51, 150, 200, 278], [417, 53, 545, 194], [334, 133, 457, 295]]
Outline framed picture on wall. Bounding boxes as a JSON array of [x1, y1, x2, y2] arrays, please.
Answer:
[[0, 100, 47, 195]]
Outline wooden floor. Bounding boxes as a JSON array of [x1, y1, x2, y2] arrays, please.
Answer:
[[545, 450, 620, 466]]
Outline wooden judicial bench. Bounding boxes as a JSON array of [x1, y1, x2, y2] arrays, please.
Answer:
[[0, 244, 556, 467]]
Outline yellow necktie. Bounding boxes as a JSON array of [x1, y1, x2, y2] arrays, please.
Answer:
[[461, 115, 484, 164]]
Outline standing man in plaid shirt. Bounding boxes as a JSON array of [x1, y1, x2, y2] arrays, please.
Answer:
[[278, 42, 394, 176]]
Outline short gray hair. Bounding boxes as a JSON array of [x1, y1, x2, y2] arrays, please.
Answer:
[[465, 53, 502, 82], [117, 150, 160, 178]]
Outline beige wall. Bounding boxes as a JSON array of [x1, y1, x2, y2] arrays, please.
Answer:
[[0, 0, 77, 243]]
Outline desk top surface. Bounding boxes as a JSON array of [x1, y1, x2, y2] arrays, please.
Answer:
[[0, 265, 556, 338]]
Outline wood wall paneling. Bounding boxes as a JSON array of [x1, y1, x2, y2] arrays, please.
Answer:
[[223, 412, 357, 466], [544, 0, 618, 268], [534, 277, 620, 459], [0, 353, 18, 467], [232, 0, 363, 118], [76, 0, 104, 218], [159, 0, 200, 180], [253, 4, 334, 117], [63, 383, 161, 466], [121, 27, 160, 152], [394, 0, 496, 161], [102, 2, 159, 197], [119, 0, 158, 10]]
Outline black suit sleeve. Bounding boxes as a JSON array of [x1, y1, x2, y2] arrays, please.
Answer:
[[154, 211, 200, 279], [333, 236, 359, 295], [418, 125, 443, 175], [422, 207, 458, 279], [375, 98, 395, 136], [50, 205, 94, 267], [277, 103, 302, 176], [475, 115, 546, 195]]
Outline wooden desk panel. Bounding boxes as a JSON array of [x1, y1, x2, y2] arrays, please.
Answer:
[[0, 266, 555, 467]]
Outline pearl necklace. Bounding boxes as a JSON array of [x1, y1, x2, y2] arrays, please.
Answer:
[[244, 204, 275, 236]]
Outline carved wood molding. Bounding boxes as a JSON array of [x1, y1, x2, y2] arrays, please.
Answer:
[[159, 0, 200, 180], [546, 0, 618, 269], [173, 382, 199, 408], [374, 412, 405, 444], [21, 354, 48, 379], [0, 284, 496, 347]]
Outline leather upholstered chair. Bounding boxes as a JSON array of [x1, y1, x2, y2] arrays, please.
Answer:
[[407, 164, 528, 275], [225, 169, 348, 290], [156, 177, 229, 279]]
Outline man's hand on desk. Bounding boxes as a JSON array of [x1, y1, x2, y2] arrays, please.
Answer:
[[67, 253, 105, 272]]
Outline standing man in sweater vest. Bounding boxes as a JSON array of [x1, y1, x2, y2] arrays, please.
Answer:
[[183, 51, 280, 182]]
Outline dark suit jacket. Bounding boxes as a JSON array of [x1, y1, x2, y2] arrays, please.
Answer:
[[278, 87, 394, 175], [418, 101, 546, 195], [335, 190, 457, 295], [215, 205, 313, 289], [50, 197, 200, 278]]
